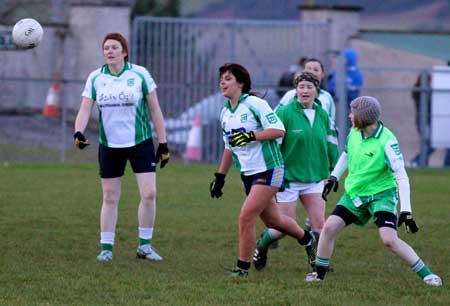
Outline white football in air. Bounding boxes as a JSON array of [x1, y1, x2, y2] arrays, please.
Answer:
[[12, 18, 44, 49]]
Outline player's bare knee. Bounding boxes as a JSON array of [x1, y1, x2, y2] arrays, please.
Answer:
[[103, 189, 120, 206], [321, 221, 338, 239], [380, 235, 398, 251], [141, 189, 156, 205], [239, 212, 255, 228]]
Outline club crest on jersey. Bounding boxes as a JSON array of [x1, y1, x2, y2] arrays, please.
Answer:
[[390, 143, 401, 155], [240, 113, 248, 123], [127, 78, 135, 87], [265, 113, 278, 124]]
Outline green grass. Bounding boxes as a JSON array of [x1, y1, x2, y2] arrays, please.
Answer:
[[0, 162, 449, 306]]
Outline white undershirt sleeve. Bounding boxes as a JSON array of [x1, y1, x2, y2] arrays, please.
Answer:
[[330, 152, 348, 180], [385, 140, 412, 213], [393, 167, 412, 213]]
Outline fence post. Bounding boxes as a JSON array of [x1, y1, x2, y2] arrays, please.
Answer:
[[418, 70, 430, 167], [336, 49, 348, 153]]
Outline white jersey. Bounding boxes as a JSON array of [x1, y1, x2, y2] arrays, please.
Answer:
[[220, 94, 285, 175], [277, 88, 336, 124], [82, 62, 157, 148]]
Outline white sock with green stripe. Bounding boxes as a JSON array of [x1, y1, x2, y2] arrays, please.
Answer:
[[100, 232, 115, 251], [139, 227, 153, 246], [410, 259, 432, 279]]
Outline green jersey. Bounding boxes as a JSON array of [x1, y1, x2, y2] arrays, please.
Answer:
[[276, 98, 338, 183], [345, 122, 402, 199]]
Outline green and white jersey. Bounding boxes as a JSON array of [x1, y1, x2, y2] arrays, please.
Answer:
[[82, 62, 157, 148], [345, 122, 403, 199], [277, 88, 336, 124], [317, 89, 336, 125], [220, 94, 285, 175], [276, 97, 338, 183]]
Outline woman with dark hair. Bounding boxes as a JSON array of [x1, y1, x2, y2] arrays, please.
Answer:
[[74, 32, 169, 262], [209, 63, 316, 277], [279, 58, 336, 125]]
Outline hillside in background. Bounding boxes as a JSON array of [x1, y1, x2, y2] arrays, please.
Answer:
[[183, 0, 450, 31], [1, 0, 450, 32]]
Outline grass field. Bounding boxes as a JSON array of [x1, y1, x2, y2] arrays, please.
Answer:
[[0, 162, 449, 306]]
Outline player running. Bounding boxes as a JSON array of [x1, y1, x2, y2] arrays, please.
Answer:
[[209, 63, 316, 278], [305, 96, 442, 286]]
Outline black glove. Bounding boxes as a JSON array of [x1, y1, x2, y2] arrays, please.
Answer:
[[228, 131, 256, 147], [155, 143, 170, 169], [398, 212, 419, 233], [321, 176, 339, 201], [210, 172, 226, 198], [74, 131, 90, 149]]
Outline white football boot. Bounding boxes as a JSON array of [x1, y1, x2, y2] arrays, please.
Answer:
[[136, 244, 163, 261], [423, 274, 442, 286], [96, 250, 113, 262], [305, 272, 323, 282]]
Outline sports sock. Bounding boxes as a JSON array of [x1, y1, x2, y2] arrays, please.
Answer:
[[315, 256, 330, 279], [304, 218, 311, 231], [411, 259, 432, 279], [237, 259, 251, 271], [100, 232, 115, 251], [298, 230, 313, 246], [139, 227, 153, 246], [259, 229, 283, 248], [311, 231, 320, 241]]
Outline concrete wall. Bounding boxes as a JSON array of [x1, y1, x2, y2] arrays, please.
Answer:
[[0, 25, 64, 110], [67, 5, 130, 81], [299, 5, 361, 51], [0, 3, 131, 112], [64, 4, 131, 110]]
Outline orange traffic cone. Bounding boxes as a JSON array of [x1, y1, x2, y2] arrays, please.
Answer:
[[43, 82, 60, 117], [184, 114, 202, 162]]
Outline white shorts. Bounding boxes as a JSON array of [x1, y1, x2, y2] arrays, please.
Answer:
[[276, 181, 324, 203]]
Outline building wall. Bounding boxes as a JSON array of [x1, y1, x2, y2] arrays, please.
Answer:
[[0, 26, 63, 110], [300, 5, 361, 51], [0, 4, 131, 112], [64, 5, 130, 109]]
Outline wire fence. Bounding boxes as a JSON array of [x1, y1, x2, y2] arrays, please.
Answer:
[[1, 17, 449, 167]]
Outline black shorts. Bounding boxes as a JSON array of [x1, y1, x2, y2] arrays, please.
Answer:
[[240, 166, 284, 196], [98, 138, 156, 178]]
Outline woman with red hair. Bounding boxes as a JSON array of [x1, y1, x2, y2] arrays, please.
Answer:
[[74, 32, 169, 262]]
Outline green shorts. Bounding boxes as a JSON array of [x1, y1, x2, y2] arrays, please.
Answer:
[[336, 188, 398, 226]]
